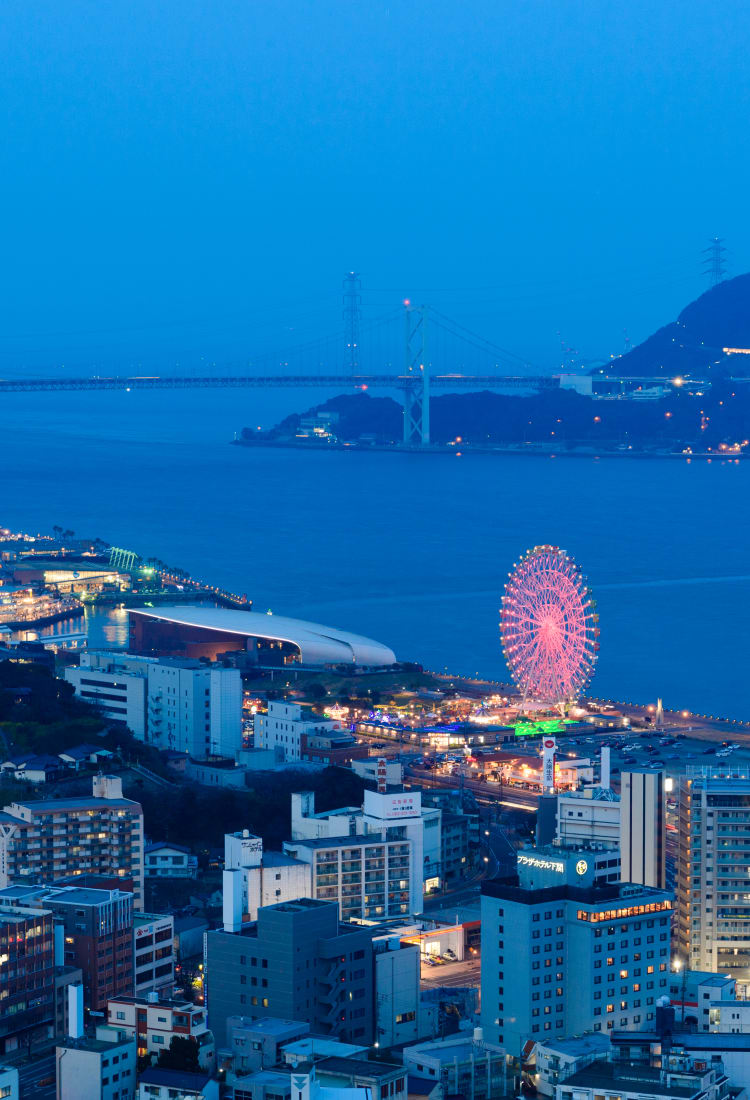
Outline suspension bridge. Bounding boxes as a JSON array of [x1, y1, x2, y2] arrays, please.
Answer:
[[2, 295, 561, 445]]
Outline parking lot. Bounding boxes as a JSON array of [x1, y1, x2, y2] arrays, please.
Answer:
[[552, 725, 750, 786], [420, 952, 482, 991]]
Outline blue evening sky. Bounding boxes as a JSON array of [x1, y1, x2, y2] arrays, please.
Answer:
[[1, 0, 748, 373]]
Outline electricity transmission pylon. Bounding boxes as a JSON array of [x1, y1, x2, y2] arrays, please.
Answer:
[[702, 238, 728, 287]]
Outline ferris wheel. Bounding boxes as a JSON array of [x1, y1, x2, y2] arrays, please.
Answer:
[[500, 545, 599, 707]]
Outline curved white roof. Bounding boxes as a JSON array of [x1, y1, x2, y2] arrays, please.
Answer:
[[129, 605, 397, 667]]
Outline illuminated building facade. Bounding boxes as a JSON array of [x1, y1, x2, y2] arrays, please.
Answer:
[[127, 606, 396, 667], [0, 883, 134, 1013], [0, 903, 55, 1053]]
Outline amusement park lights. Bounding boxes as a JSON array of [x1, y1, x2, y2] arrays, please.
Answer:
[[500, 545, 599, 708]]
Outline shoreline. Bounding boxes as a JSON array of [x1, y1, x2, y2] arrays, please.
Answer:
[[6, 524, 749, 727], [1, 605, 83, 632], [231, 438, 740, 461]]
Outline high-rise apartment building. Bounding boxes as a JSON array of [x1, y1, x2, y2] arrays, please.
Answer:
[[65, 651, 242, 759], [480, 851, 673, 1055], [620, 769, 666, 889], [204, 899, 374, 1048], [0, 776, 144, 908], [676, 771, 750, 994]]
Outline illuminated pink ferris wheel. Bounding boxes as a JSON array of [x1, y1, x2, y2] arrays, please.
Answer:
[[500, 546, 599, 707]]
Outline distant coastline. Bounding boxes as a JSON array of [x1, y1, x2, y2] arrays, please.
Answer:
[[231, 436, 742, 462], [236, 386, 750, 462]]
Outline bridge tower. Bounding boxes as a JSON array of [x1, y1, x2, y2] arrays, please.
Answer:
[[343, 271, 362, 371], [401, 302, 430, 446]]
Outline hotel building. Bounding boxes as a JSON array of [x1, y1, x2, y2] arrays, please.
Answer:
[[481, 849, 673, 1055]]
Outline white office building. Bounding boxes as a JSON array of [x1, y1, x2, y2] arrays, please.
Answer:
[[253, 700, 341, 762], [222, 830, 312, 931], [481, 849, 673, 1054], [373, 934, 422, 1047], [66, 652, 242, 759], [65, 655, 148, 739], [55, 1032, 137, 1100], [554, 1052, 729, 1100], [556, 788, 620, 849], [708, 999, 750, 1033]]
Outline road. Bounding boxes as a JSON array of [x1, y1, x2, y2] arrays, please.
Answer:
[[405, 766, 538, 811], [18, 1052, 55, 1100], [484, 820, 517, 878]]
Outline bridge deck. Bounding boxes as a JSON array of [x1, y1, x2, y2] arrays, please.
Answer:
[[0, 374, 558, 393]]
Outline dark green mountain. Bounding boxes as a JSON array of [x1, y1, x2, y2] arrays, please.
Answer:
[[603, 272, 750, 378]]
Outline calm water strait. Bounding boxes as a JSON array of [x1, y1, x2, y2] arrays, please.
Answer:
[[4, 388, 750, 718]]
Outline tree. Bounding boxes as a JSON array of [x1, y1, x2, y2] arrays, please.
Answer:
[[157, 1036, 201, 1073]]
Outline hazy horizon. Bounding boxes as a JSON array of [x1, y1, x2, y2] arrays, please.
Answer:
[[2, 0, 748, 374]]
